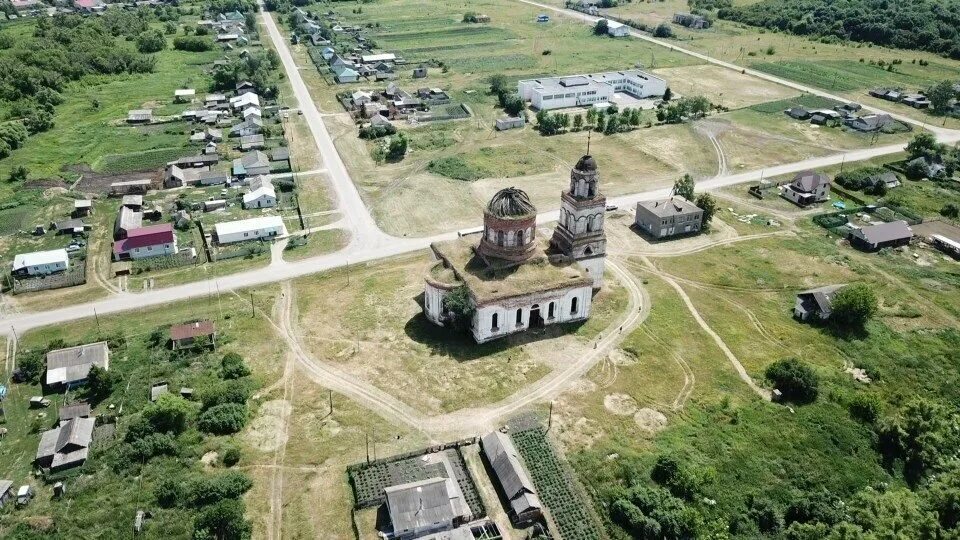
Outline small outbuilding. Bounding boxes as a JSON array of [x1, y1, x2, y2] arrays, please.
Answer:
[[849, 220, 913, 251], [0, 480, 13, 508], [794, 285, 845, 321], [170, 320, 217, 350], [36, 417, 94, 471], [126, 109, 153, 124]]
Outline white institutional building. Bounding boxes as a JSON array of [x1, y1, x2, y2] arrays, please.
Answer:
[[423, 154, 607, 343], [517, 69, 667, 111]]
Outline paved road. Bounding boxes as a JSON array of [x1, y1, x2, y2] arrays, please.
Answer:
[[2, 5, 959, 336]]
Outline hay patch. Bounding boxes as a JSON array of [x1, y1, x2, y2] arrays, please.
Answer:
[[603, 393, 638, 416], [245, 399, 292, 453], [608, 348, 638, 366], [634, 408, 668, 433]]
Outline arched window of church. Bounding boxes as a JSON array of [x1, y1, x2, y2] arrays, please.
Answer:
[[586, 219, 593, 232], [588, 182, 595, 197], [497, 230, 505, 246], [514, 230, 523, 246], [571, 297, 579, 315], [548, 302, 555, 319], [492, 312, 499, 330], [516, 308, 523, 325]]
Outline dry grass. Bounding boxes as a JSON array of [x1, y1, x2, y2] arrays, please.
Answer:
[[653, 64, 801, 109]]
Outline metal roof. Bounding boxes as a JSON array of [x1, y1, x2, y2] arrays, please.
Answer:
[[481, 431, 541, 516], [214, 215, 285, 237], [384, 477, 460, 533], [170, 320, 216, 341], [638, 196, 701, 218], [45, 342, 110, 386], [13, 249, 69, 271]]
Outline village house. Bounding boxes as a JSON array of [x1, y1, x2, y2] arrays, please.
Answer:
[[785, 107, 811, 120], [902, 93, 931, 109], [12, 0, 43, 13], [126, 109, 153, 124], [170, 320, 217, 350], [72, 199, 93, 218], [360, 52, 396, 65], [230, 92, 260, 110], [0, 480, 13, 508], [782, 170, 831, 206], [36, 417, 94, 471], [384, 477, 473, 540], [229, 117, 263, 138], [849, 220, 914, 251], [931, 234, 960, 259], [51, 217, 89, 235], [906, 156, 947, 178], [113, 223, 178, 261], [45, 341, 110, 388], [794, 285, 845, 321], [114, 206, 142, 240], [214, 215, 286, 244], [233, 150, 271, 177], [109, 179, 153, 197], [334, 65, 360, 83], [496, 116, 525, 131], [518, 70, 667, 111], [845, 113, 894, 132], [481, 431, 543, 526], [424, 155, 606, 343], [605, 20, 630, 37], [58, 403, 92, 424], [240, 134, 265, 151], [122, 194, 143, 211], [634, 197, 704, 239], [867, 171, 900, 190], [673, 12, 709, 29], [171, 154, 219, 169], [243, 176, 277, 209], [73, 0, 106, 13], [12, 249, 69, 277], [198, 170, 231, 186]]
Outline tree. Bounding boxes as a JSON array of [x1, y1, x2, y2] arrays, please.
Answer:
[[847, 488, 940, 538], [604, 114, 620, 134], [15, 353, 43, 383], [595, 114, 606, 132], [221, 353, 250, 380], [136, 29, 166, 53], [663, 87, 673, 101], [594, 19, 609, 35], [830, 283, 877, 330], [923, 463, 960, 530], [941, 203, 959, 219], [387, 132, 407, 160], [906, 132, 942, 161], [87, 365, 118, 401], [23, 109, 53, 134], [765, 358, 819, 403], [654, 23, 673, 38], [443, 286, 474, 333], [143, 393, 195, 434], [488, 74, 509, 98], [194, 499, 252, 540], [695, 193, 717, 230], [502, 93, 525, 116], [573, 114, 584, 130], [673, 174, 695, 200], [222, 445, 242, 467], [927, 80, 957, 114], [878, 398, 960, 483], [198, 403, 247, 435]]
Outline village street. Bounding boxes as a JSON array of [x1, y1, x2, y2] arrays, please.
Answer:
[[1, 4, 959, 336]]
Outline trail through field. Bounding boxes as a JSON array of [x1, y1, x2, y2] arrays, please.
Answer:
[[695, 120, 729, 178], [632, 257, 771, 401], [267, 285, 297, 540], [636, 323, 695, 410]]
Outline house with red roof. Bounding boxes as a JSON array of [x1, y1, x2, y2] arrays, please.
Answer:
[[113, 223, 178, 261]]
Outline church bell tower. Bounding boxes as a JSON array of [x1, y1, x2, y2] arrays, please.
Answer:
[[551, 146, 607, 289]]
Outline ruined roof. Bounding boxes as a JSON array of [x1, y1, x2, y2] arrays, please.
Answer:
[[574, 154, 597, 172], [431, 237, 592, 305], [796, 284, 845, 316], [486, 187, 536, 219]]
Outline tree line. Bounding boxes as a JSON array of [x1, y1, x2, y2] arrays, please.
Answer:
[[717, 0, 960, 60]]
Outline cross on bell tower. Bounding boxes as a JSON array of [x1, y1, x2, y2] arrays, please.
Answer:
[[550, 149, 607, 289]]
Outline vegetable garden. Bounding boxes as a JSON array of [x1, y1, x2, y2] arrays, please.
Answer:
[[510, 425, 604, 540]]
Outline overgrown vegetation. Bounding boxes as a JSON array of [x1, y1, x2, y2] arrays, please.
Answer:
[[718, 0, 960, 59]]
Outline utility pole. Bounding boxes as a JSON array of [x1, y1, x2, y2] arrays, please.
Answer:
[[328, 389, 333, 416], [216, 282, 223, 321], [249, 292, 255, 318], [840, 154, 846, 174], [94, 308, 102, 335], [548, 401, 554, 430]]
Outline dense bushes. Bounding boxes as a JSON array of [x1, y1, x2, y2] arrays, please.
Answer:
[[358, 123, 396, 140], [198, 403, 247, 434], [173, 36, 214, 52], [221, 352, 250, 379], [830, 283, 877, 331], [765, 358, 819, 403], [136, 29, 166, 53], [718, 0, 960, 59]]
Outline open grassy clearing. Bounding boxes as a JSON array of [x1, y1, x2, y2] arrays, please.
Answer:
[[282, 228, 350, 261], [291, 250, 628, 416], [242, 373, 427, 539]]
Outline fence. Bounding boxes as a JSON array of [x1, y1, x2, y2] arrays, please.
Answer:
[[212, 242, 268, 262], [414, 103, 471, 123], [12, 264, 87, 294]]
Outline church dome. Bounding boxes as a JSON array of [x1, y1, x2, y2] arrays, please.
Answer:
[[487, 187, 536, 219], [574, 154, 597, 172]]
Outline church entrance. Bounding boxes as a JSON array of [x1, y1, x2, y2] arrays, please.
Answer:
[[529, 305, 544, 328]]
